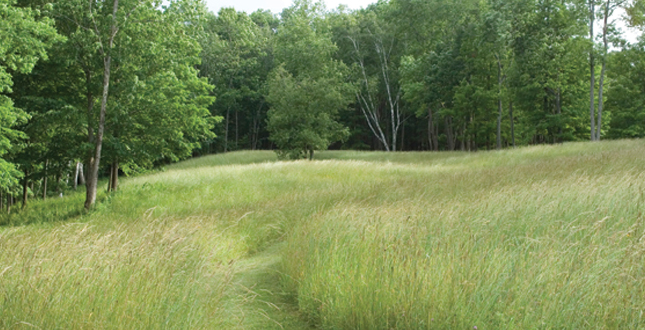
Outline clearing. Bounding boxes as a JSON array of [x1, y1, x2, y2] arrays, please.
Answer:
[[1, 140, 644, 329]]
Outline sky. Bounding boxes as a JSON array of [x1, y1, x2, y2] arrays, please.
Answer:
[[202, 0, 641, 44], [204, 0, 376, 14]]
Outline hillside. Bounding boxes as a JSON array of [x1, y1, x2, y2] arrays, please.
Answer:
[[1, 140, 644, 329]]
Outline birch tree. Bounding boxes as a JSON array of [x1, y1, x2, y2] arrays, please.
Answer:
[[346, 8, 404, 151]]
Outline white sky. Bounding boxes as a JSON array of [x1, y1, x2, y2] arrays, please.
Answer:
[[202, 0, 641, 44], [203, 0, 376, 14]]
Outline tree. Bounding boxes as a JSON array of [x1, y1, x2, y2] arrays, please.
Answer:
[[267, 67, 350, 159], [267, 0, 351, 159], [340, 4, 406, 151], [605, 41, 645, 138], [595, 0, 631, 140], [396, 0, 475, 151], [0, 0, 60, 194], [101, 0, 217, 191], [50, 0, 216, 208], [198, 7, 274, 153]]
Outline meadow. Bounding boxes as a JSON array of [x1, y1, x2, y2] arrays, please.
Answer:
[[1, 140, 644, 329]]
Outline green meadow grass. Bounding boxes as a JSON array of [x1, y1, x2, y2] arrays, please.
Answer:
[[0, 140, 644, 329]]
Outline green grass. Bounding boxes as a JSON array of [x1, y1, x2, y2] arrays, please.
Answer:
[[1, 140, 644, 329]]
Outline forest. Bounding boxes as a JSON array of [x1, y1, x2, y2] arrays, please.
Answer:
[[2, 0, 645, 210]]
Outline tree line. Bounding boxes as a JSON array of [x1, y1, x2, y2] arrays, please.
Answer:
[[2, 0, 645, 211]]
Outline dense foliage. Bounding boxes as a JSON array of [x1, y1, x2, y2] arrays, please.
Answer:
[[1, 0, 645, 207]]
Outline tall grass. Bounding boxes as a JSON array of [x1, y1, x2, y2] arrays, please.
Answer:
[[282, 140, 645, 329], [0, 140, 643, 329]]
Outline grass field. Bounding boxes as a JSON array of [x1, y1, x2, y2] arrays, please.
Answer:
[[1, 140, 644, 329]]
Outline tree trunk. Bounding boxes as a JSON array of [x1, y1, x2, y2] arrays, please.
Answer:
[[22, 174, 28, 209], [349, 36, 398, 152], [597, 1, 610, 141], [308, 149, 314, 161], [73, 161, 80, 190], [42, 159, 48, 199], [496, 55, 503, 150], [400, 121, 405, 151], [460, 124, 466, 151], [7, 194, 11, 214], [224, 107, 230, 152], [84, 67, 95, 206], [509, 101, 516, 148], [79, 163, 85, 185], [0, 190, 3, 210], [589, 0, 596, 141], [428, 106, 438, 151], [497, 97, 503, 150], [111, 160, 119, 192], [445, 116, 455, 151], [235, 108, 239, 150], [56, 174, 62, 197], [108, 164, 113, 192], [251, 102, 263, 150], [85, 0, 120, 210], [86, 54, 111, 208], [556, 88, 562, 141]]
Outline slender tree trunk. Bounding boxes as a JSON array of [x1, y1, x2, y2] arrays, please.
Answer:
[[251, 102, 263, 150], [509, 101, 516, 148], [400, 122, 405, 151], [22, 174, 28, 209], [43, 175, 48, 200], [460, 124, 466, 151], [589, 0, 596, 141], [7, 194, 12, 214], [597, 63, 606, 140], [84, 67, 95, 203], [251, 119, 257, 150], [79, 163, 85, 185], [43, 159, 48, 199], [349, 36, 397, 152], [111, 159, 119, 192], [445, 116, 455, 151], [428, 106, 438, 151], [0, 191, 3, 210], [597, 1, 610, 141], [556, 88, 562, 142], [435, 122, 439, 151], [73, 161, 80, 190], [56, 174, 62, 197], [86, 54, 111, 208], [86, 70, 95, 148], [85, 0, 119, 210], [497, 92, 503, 149], [496, 55, 504, 150], [108, 165, 112, 192], [235, 109, 239, 150], [427, 108, 433, 151], [224, 107, 230, 152]]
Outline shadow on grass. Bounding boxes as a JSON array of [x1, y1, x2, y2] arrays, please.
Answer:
[[0, 189, 110, 228]]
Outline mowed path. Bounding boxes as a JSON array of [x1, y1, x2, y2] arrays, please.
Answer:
[[220, 244, 314, 330]]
